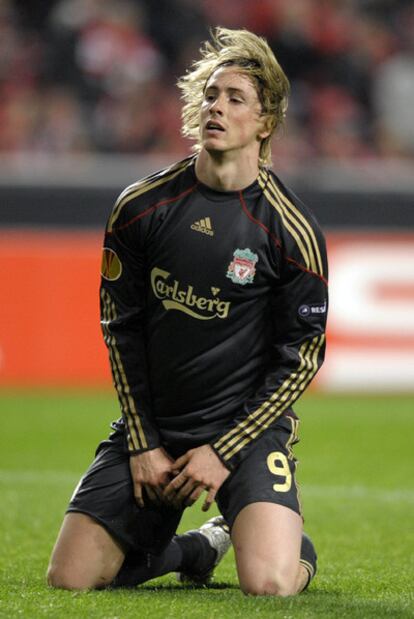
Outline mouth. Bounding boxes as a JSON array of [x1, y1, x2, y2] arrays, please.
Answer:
[[205, 120, 225, 133]]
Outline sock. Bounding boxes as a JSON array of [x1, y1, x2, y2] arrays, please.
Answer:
[[175, 529, 216, 575], [111, 538, 184, 588], [299, 532, 317, 591], [111, 530, 216, 587]]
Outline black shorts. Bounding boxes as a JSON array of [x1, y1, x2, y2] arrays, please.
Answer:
[[67, 413, 301, 554], [216, 413, 302, 528]]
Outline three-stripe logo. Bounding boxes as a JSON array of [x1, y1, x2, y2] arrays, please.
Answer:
[[191, 217, 214, 236]]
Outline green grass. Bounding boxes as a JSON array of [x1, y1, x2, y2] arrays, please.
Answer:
[[1, 390, 413, 618]]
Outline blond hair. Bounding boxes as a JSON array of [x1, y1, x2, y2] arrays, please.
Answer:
[[177, 27, 290, 166]]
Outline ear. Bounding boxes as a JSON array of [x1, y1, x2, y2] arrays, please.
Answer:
[[257, 115, 273, 140]]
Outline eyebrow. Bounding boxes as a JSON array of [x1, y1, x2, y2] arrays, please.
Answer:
[[205, 86, 247, 96]]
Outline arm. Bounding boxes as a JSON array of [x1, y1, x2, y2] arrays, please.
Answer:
[[211, 242, 328, 472], [101, 209, 178, 504], [100, 219, 161, 454]]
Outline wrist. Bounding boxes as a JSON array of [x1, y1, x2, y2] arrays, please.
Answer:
[[209, 444, 233, 472]]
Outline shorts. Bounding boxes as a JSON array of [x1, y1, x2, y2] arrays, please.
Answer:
[[67, 413, 301, 554], [67, 434, 183, 554], [216, 413, 302, 528]]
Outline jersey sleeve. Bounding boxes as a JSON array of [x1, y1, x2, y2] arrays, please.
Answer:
[[100, 199, 161, 454], [211, 203, 328, 471]]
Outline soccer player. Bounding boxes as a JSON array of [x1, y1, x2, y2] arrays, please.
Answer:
[[47, 27, 328, 596]]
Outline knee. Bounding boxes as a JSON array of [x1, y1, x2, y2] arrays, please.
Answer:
[[47, 563, 75, 590], [46, 563, 102, 591], [239, 570, 297, 597]]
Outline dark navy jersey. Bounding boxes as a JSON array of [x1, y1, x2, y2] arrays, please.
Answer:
[[100, 155, 328, 470]]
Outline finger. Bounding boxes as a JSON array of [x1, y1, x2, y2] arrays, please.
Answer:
[[134, 483, 144, 509], [154, 486, 168, 504], [202, 487, 216, 512], [184, 484, 206, 507], [172, 478, 198, 507], [166, 478, 192, 508], [172, 453, 190, 471], [156, 475, 174, 503], [160, 472, 175, 487], [144, 484, 160, 505], [163, 473, 188, 500]]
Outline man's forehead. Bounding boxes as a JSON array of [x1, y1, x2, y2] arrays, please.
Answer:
[[205, 66, 258, 94]]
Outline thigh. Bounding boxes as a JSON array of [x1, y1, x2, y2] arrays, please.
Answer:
[[48, 512, 125, 590], [231, 502, 302, 595]]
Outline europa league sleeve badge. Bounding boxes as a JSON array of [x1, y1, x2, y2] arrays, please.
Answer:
[[101, 247, 123, 281]]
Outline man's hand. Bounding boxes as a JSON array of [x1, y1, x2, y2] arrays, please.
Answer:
[[129, 447, 174, 508], [163, 445, 230, 512]]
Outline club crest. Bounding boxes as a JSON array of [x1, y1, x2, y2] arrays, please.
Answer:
[[226, 248, 258, 285]]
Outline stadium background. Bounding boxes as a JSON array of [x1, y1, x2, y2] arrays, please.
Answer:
[[0, 0, 413, 392]]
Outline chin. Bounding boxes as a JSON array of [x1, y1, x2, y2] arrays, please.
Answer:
[[204, 141, 227, 154]]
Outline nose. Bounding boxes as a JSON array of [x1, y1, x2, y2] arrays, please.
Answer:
[[209, 94, 224, 115]]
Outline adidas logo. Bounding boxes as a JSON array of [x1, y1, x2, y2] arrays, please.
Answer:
[[191, 217, 214, 236]]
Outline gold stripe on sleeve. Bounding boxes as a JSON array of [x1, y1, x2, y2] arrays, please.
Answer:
[[108, 158, 194, 232], [219, 335, 324, 461], [213, 337, 313, 452], [258, 170, 312, 271], [267, 174, 324, 277], [101, 291, 130, 431], [258, 169, 326, 278], [101, 289, 140, 450], [214, 335, 325, 462], [265, 174, 317, 274], [100, 289, 148, 451]]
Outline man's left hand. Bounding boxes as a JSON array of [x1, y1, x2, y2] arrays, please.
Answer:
[[163, 445, 230, 511]]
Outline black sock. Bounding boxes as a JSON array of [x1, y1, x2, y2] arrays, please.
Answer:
[[111, 530, 216, 588], [175, 530, 216, 575], [299, 532, 317, 590], [111, 538, 184, 588]]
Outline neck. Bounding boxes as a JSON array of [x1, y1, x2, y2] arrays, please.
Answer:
[[195, 149, 260, 192]]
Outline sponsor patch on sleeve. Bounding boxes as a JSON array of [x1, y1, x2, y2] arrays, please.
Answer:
[[101, 247, 122, 281], [298, 301, 327, 319]]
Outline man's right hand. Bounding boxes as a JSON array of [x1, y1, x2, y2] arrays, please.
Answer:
[[129, 448, 174, 508]]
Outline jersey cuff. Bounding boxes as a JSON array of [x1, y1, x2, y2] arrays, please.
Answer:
[[210, 443, 234, 472], [127, 443, 161, 456]]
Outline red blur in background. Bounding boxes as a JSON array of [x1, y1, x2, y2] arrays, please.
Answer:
[[0, 230, 109, 386], [1, 229, 413, 391]]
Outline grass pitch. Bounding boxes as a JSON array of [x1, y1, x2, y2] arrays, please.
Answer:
[[0, 390, 413, 618]]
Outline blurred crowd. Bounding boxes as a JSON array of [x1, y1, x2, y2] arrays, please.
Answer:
[[1, 0, 414, 163]]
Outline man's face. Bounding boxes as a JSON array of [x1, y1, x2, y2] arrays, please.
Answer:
[[199, 67, 269, 159]]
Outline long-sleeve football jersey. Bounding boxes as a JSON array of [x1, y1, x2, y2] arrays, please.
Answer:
[[100, 155, 328, 471]]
